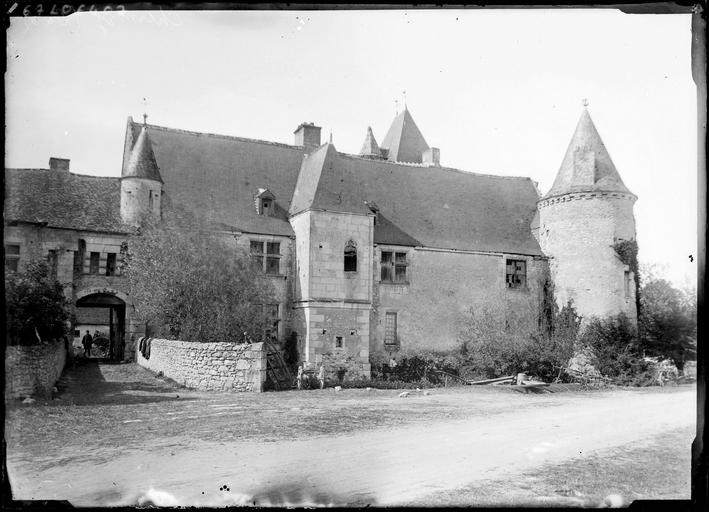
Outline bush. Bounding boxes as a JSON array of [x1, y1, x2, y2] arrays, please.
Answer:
[[124, 208, 276, 343], [5, 259, 70, 345], [578, 313, 652, 386]]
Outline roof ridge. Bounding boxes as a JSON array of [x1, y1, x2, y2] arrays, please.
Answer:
[[139, 122, 305, 151], [5, 167, 119, 179], [336, 152, 534, 181]]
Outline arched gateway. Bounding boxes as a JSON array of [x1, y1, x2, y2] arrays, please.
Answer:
[[75, 289, 128, 362]]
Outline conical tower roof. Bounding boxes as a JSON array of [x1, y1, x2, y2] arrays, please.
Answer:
[[545, 106, 632, 199], [379, 107, 430, 164], [122, 124, 163, 183], [359, 126, 382, 158]]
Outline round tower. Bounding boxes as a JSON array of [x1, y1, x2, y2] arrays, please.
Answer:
[[120, 117, 163, 226], [537, 102, 638, 323]]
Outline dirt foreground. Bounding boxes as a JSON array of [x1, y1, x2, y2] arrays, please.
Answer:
[[7, 384, 694, 507]]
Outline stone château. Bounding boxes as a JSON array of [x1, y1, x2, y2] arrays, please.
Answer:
[[4, 103, 638, 380]]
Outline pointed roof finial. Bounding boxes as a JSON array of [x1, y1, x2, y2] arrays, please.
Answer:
[[582, 98, 589, 108], [142, 97, 149, 125], [394, 99, 399, 116], [143, 113, 148, 125], [329, 130, 333, 144], [402, 90, 407, 109]]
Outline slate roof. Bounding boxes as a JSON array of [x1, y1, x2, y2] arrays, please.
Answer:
[[141, 121, 308, 236], [290, 148, 543, 255], [545, 107, 633, 199], [379, 108, 430, 164], [122, 124, 163, 182], [4, 168, 126, 233]]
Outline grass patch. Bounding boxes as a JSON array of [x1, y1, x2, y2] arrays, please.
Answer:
[[413, 426, 692, 507]]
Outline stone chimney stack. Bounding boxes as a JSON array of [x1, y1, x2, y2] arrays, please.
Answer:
[[294, 122, 322, 149], [49, 157, 70, 172], [422, 147, 440, 167]]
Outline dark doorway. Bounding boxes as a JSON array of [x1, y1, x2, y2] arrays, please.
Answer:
[[76, 293, 126, 362]]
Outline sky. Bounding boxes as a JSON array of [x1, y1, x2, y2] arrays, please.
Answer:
[[5, 8, 697, 287]]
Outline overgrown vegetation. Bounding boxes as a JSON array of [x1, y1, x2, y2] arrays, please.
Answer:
[[613, 239, 640, 315], [123, 208, 275, 343], [5, 259, 70, 345]]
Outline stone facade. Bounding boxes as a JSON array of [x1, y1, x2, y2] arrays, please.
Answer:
[[136, 339, 267, 392], [5, 340, 67, 399], [537, 192, 637, 322]]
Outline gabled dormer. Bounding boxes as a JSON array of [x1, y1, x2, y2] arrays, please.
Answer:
[[255, 188, 276, 216]]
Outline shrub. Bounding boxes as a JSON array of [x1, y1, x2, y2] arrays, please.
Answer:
[[5, 259, 70, 345], [578, 313, 652, 386]]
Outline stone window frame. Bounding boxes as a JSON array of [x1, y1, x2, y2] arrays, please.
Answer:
[[4, 243, 20, 272], [505, 258, 527, 290], [344, 239, 357, 273], [250, 239, 282, 275], [380, 249, 409, 284]]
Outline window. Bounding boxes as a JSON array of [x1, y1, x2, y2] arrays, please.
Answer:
[[148, 190, 154, 210], [381, 251, 408, 283], [335, 336, 344, 348], [506, 259, 526, 289], [106, 253, 117, 276], [74, 239, 86, 275], [344, 240, 357, 272], [262, 304, 280, 339], [261, 198, 272, 216], [384, 312, 398, 346], [624, 271, 631, 298], [89, 252, 100, 274], [5, 244, 20, 272], [250, 241, 281, 275], [47, 250, 58, 280]]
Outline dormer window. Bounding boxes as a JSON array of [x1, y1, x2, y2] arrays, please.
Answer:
[[255, 188, 276, 216]]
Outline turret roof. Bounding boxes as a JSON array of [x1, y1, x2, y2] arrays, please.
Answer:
[[122, 124, 163, 182], [545, 107, 633, 199], [359, 126, 382, 158], [379, 107, 430, 164]]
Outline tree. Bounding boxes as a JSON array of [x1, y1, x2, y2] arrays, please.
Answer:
[[639, 278, 696, 371], [123, 208, 276, 344], [5, 259, 70, 345]]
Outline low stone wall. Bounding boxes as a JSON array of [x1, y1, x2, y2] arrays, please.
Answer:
[[136, 338, 267, 392], [5, 340, 67, 399]]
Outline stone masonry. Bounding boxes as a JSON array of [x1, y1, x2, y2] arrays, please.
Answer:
[[5, 340, 67, 399], [136, 339, 267, 392]]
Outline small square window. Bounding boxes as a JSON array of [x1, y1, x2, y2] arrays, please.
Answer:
[[335, 336, 344, 348], [505, 259, 526, 289], [5, 244, 20, 272]]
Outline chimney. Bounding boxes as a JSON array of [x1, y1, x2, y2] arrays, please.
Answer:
[[49, 157, 70, 172], [294, 122, 322, 149], [422, 147, 440, 167]]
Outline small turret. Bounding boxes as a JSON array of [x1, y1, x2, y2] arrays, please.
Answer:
[[379, 107, 431, 164], [359, 126, 383, 159], [538, 101, 638, 323], [120, 117, 163, 226]]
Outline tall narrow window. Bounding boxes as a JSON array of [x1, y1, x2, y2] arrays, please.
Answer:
[[148, 190, 154, 210], [250, 241, 264, 270], [266, 242, 281, 275], [74, 239, 86, 276], [624, 271, 631, 298], [89, 252, 100, 274], [5, 244, 20, 272], [106, 253, 117, 276], [384, 312, 398, 346], [381, 251, 408, 283], [47, 250, 58, 280], [505, 259, 526, 289], [344, 240, 357, 272]]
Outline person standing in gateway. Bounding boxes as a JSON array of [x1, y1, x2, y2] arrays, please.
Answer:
[[81, 330, 93, 358]]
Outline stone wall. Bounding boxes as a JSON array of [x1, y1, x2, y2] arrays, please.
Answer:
[[136, 338, 267, 392], [5, 340, 67, 399], [372, 246, 548, 356], [538, 193, 637, 323]]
